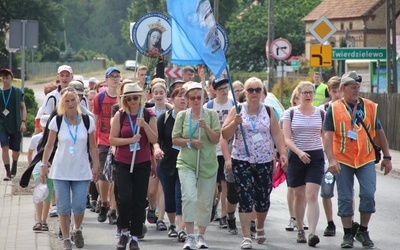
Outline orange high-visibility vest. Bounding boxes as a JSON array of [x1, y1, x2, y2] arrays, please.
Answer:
[[332, 98, 377, 168]]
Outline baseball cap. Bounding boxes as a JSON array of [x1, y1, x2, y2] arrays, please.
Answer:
[[185, 82, 203, 97], [105, 67, 120, 78], [68, 80, 85, 95], [88, 77, 98, 83], [0, 68, 14, 77], [57, 65, 73, 74], [340, 71, 362, 87], [212, 78, 229, 89]]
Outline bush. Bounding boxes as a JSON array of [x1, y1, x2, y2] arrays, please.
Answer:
[[23, 87, 38, 137]]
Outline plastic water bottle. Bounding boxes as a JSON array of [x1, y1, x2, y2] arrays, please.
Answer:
[[324, 172, 334, 185]]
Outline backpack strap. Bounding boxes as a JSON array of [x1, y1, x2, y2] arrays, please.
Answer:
[[98, 91, 106, 113], [320, 109, 325, 124], [324, 102, 330, 111], [206, 100, 213, 109], [290, 108, 294, 121], [264, 105, 271, 118], [164, 109, 172, 124], [56, 115, 63, 133]]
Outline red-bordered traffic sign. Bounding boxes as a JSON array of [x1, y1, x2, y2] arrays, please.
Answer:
[[270, 38, 292, 60]]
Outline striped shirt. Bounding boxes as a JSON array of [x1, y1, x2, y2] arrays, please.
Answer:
[[282, 107, 324, 151]]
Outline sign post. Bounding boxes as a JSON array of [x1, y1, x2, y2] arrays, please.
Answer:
[[270, 38, 292, 103]]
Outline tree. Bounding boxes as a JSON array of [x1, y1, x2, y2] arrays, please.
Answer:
[[0, 0, 64, 67], [225, 0, 322, 71]]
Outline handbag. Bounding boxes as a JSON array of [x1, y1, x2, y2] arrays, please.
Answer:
[[359, 119, 381, 164], [103, 147, 116, 183]]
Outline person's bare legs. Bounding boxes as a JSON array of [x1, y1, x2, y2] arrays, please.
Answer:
[[293, 185, 306, 230], [238, 212, 252, 238], [305, 183, 320, 235], [59, 214, 71, 239]]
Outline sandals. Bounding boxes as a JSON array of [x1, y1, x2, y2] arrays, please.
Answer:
[[33, 222, 42, 231], [177, 230, 187, 242], [156, 220, 167, 231], [41, 223, 49, 231], [241, 237, 252, 249], [255, 228, 266, 244]]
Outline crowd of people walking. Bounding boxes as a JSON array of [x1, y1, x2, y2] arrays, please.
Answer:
[[0, 65, 392, 250]]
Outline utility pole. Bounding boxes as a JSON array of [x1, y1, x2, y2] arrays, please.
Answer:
[[386, 0, 398, 93], [267, 0, 275, 91]]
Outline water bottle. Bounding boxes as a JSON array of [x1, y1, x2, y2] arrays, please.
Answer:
[[324, 172, 334, 185]]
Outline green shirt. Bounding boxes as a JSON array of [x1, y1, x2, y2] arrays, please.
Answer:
[[0, 86, 24, 134], [172, 108, 220, 178]]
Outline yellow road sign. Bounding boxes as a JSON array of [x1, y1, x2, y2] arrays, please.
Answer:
[[308, 16, 337, 44], [310, 45, 332, 67]]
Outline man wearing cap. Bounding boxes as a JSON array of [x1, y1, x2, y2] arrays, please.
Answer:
[[34, 65, 74, 134], [324, 71, 392, 248], [312, 72, 330, 106], [204, 78, 235, 230], [92, 67, 120, 224], [0, 68, 27, 181]]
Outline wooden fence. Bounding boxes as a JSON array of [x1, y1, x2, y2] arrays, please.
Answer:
[[360, 93, 400, 150]]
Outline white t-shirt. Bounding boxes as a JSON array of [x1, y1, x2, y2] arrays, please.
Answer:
[[29, 133, 43, 175], [36, 89, 60, 119], [203, 98, 234, 155], [48, 115, 95, 181]]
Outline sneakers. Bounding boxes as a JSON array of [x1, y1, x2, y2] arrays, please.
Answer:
[[3, 171, 11, 181], [250, 220, 256, 238], [63, 239, 72, 250], [147, 209, 158, 224], [213, 210, 220, 221], [351, 221, 360, 238], [156, 220, 167, 231], [108, 211, 117, 225], [98, 206, 108, 222], [49, 205, 58, 218], [355, 229, 374, 248], [177, 230, 188, 242], [219, 216, 228, 229], [285, 218, 297, 231], [183, 234, 196, 250], [308, 233, 320, 247], [72, 230, 84, 248], [196, 234, 209, 249], [117, 234, 130, 250], [324, 223, 336, 236], [11, 165, 17, 178], [341, 233, 354, 248], [227, 217, 238, 235], [129, 238, 140, 250], [297, 230, 307, 243], [303, 222, 309, 230], [90, 201, 97, 212], [168, 225, 178, 237]]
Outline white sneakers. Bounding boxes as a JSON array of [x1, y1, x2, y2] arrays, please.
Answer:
[[183, 234, 209, 249]]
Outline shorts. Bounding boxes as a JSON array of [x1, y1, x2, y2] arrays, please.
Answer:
[[53, 179, 90, 215], [216, 155, 226, 183], [33, 174, 54, 203], [98, 144, 110, 181], [0, 131, 22, 151], [286, 149, 324, 188]]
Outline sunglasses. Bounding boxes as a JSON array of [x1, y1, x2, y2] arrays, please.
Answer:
[[125, 96, 140, 102], [189, 95, 202, 101], [246, 87, 262, 94]]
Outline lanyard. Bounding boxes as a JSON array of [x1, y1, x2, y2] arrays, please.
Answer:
[[65, 115, 79, 145], [246, 103, 261, 131], [128, 109, 142, 135], [341, 98, 358, 127], [188, 109, 199, 140], [1, 87, 12, 108]]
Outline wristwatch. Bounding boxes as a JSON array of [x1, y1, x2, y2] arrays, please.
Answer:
[[383, 156, 392, 161]]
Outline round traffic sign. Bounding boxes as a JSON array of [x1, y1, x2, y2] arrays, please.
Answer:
[[270, 38, 292, 60]]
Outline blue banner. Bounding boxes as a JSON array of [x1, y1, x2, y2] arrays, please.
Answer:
[[167, 0, 227, 77]]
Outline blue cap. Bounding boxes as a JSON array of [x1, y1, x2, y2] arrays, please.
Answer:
[[105, 67, 120, 78], [212, 78, 229, 89]]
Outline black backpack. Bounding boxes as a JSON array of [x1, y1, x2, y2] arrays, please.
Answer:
[[20, 111, 90, 188]]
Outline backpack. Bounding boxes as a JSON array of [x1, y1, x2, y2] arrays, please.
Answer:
[[20, 112, 91, 188], [237, 104, 272, 118], [97, 91, 106, 113]]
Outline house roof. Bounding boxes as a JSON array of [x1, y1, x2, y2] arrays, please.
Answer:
[[302, 0, 384, 22]]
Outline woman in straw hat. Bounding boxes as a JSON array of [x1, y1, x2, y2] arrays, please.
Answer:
[[109, 83, 158, 250]]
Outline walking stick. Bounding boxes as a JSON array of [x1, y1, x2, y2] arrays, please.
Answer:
[[195, 65, 206, 181], [130, 76, 151, 173]]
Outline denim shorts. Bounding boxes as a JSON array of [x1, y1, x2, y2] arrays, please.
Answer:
[[0, 131, 22, 151], [53, 180, 90, 215], [336, 162, 376, 217]]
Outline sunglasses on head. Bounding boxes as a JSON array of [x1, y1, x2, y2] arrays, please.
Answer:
[[189, 95, 202, 101], [125, 96, 140, 102], [60, 87, 76, 95], [246, 87, 262, 94]]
